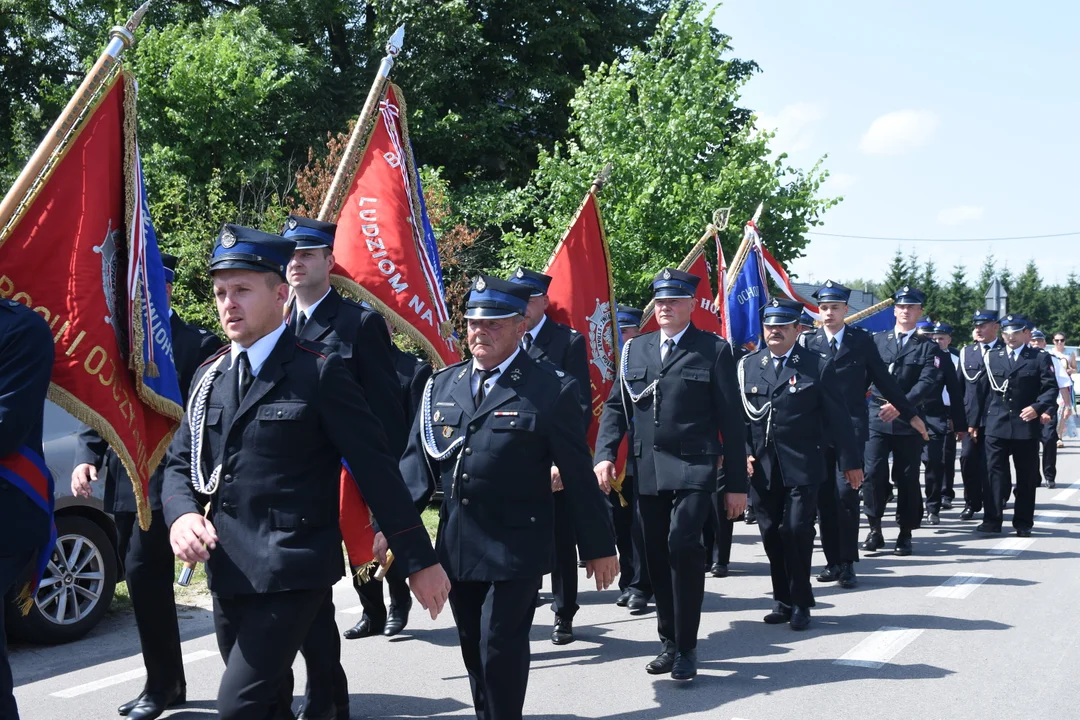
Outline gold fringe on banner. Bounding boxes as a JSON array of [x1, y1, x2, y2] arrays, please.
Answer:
[[845, 298, 895, 325], [640, 224, 718, 324]]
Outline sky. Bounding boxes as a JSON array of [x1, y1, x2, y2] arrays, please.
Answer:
[[709, 0, 1080, 289]]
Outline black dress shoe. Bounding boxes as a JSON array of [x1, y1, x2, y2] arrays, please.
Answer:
[[789, 606, 811, 631], [816, 564, 839, 583], [710, 563, 728, 578], [894, 530, 912, 556], [928, 513, 940, 525], [838, 562, 857, 589], [627, 593, 649, 611], [863, 528, 885, 551], [744, 507, 757, 525], [975, 522, 1002, 534], [616, 590, 632, 607], [645, 651, 675, 674], [126, 684, 187, 720], [119, 691, 146, 716], [763, 602, 793, 624], [296, 710, 335, 720], [941, 496, 954, 509], [384, 603, 410, 636], [959, 506, 975, 521], [1016, 527, 1032, 537], [671, 650, 697, 680], [343, 614, 385, 639], [551, 617, 574, 645], [1048, 480, 1057, 489]]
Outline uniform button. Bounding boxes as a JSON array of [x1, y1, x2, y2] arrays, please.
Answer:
[[530, 517, 536, 523], [301, 517, 309, 526], [277, 410, 283, 417], [510, 421, 517, 427], [461, 498, 470, 506], [464, 447, 472, 455], [469, 424, 478, 433], [653, 444, 660, 450], [654, 420, 660, 426], [461, 473, 469, 481], [224, 474, 234, 483]]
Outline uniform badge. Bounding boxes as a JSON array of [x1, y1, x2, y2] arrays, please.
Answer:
[[789, 375, 798, 393], [221, 227, 237, 248], [761, 355, 769, 366], [516, 268, 525, 279], [433, 410, 442, 423], [902, 285, 909, 292], [789, 353, 800, 365], [288, 218, 298, 230], [933, 356, 940, 368], [771, 298, 780, 307], [476, 277, 487, 291], [442, 426, 454, 438], [555, 369, 565, 378], [663, 269, 672, 280], [509, 368, 522, 381], [457, 366, 468, 380]]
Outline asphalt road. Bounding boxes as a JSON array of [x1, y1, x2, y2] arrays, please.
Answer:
[[13, 445, 1080, 720]]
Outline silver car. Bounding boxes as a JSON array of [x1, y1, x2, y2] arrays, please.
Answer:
[[4, 401, 120, 644]]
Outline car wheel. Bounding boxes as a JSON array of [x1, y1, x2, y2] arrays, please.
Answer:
[[7, 514, 118, 644]]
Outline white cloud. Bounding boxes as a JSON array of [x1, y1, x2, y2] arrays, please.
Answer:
[[859, 110, 939, 155], [754, 102, 827, 153], [937, 205, 985, 226]]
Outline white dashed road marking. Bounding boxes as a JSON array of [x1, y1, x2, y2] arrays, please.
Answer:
[[988, 537, 1035, 556], [50, 650, 217, 698], [835, 627, 924, 669], [927, 573, 992, 599], [1035, 511, 1067, 525]]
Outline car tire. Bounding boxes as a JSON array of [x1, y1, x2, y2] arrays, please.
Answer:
[[7, 514, 118, 644]]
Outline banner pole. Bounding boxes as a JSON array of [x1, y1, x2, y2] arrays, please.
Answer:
[[845, 298, 896, 325], [318, 25, 405, 222], [0, 1, 152, 239]]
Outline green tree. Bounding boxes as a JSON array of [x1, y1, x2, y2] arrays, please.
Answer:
[[492, 1, 838, 305], [1009, 260, 1049, 329], [919, 257, 941, 320], [881, 249, 911, 299], [976, 253, 997, 299], [939, 264, 976, 332], [1049, 273, 1080, 342]]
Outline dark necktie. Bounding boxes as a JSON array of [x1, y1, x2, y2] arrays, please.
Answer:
[[522, 332, 533, 352], [662, 339, 676, 365], [237, 351, 253, 401], [829, 336, 838, 355], [897, 333, 906, 353], [473, 368, 500, 409], [295, 311, 307, 337], [773, 355, 785, 379]]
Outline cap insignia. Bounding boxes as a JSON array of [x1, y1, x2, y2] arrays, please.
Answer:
[[825, 280, 833, 287], [516, 268, 525, 279], [902, 285, 909, 292], [288, 218, 298, 230], [221, 228, 237, 248], [663, 269, 672, 280], [771, 299, 780, 307], [476, 277, 487, 291]]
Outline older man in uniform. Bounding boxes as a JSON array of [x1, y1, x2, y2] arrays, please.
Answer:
[[163, 225, 449, 720], [608, 305, 653, 611], [398, 275, 617, 720], [799, 281, 922, 589], [971, 314, 1058, 535], [0, 300, 54, 720], [595, 268, 748, 681], [506, 266, 591, 645], [862, 286, 943, 556], [280, 215, 413, 719], [71, 253, 222, 720], [740, 299, 862, 629], [957, 309, 1002, 520], [920, 322, 968, 525]]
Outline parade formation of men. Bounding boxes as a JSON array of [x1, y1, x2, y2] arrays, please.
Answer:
[[0, 212, 1074, 720]]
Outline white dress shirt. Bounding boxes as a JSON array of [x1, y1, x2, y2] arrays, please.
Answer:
[[659, 324, 691, 362], [231, 322, 288, 377], [471, 347, 522, 396], [295, 287, 332, 325]]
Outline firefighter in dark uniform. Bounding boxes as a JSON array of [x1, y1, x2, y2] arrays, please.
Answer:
[[71, 253, 222, 720], [1030, 328, 1071, 489], [971, 314, 1058, 536], [740, 298, 862, 629], [594, 268, 748, 682], [799, 281, 923, 589], [398, 275, 617, 720], [279, 215, 409, 720], [0, 300, 54, 720], [862, 286, 943, 556], [931, 323, 962, 509], [957, 309, 1002, 520], [920, 321, 968, 525], [505, 267, 591, 645], [162, 225, 449, 720], [609, 305, 653, 611]]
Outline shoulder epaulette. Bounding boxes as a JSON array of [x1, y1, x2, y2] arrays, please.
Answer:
[[534, 359, 567, 379], [199, 345, 230, 368], [434, 359, 469, 376]]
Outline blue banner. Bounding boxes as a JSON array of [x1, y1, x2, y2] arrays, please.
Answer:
[[854, 306, 896, 334], [726, 246, 767, 348], [130, 145, 183, 411]]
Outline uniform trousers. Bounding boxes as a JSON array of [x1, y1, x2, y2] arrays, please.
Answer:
[[628, 483, 653, 599], [608, 474, 636, 591], [355, 563, 412, 623], [960, 431, 986, 511], [702, 492, 733, 568], [0, 480, 49, 720], [984, 436, 1040, 531], [863, 431, 924, 530], [921, 430, 948, 516], [550, 491, 578, 621], [292, 591, 349, 718], [113, 510, 185, 695], [637, 489, 713, 652], [818, 445, 863, 565], [942, 432, 957, 500], [449, 576, 542, 720], [751, 470, 819, 609], [213, 587, 326, 720], [1041, 412, 1059, 484]]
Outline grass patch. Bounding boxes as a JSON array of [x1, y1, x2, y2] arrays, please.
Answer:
[[422, 503, 440, 539]]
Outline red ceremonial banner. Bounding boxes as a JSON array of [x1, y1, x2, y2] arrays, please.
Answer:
[[0, 73, 178, 528], [543, 192, 618, 448], [331, 84, 459, 366], [641, 251, 724, 337]]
